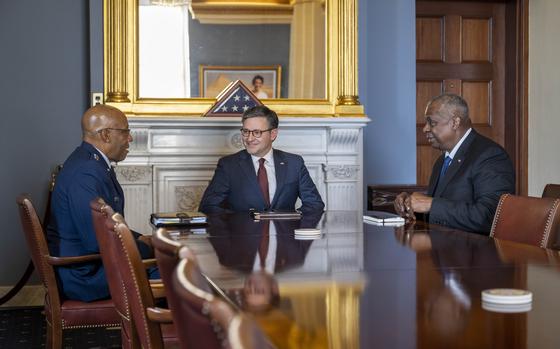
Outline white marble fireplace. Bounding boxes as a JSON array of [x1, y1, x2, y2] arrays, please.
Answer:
[[115, 116, 369, 233]]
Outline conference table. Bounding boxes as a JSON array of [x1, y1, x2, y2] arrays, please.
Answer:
[[163, 210, 560, 349]]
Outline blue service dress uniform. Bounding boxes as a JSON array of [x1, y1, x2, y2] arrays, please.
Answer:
[[46, 141, 152, 302]]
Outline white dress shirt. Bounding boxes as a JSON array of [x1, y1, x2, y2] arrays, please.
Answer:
[[446, 128, 472, 160], [93, 145, 112, 170], [250, 148, 277, 204]]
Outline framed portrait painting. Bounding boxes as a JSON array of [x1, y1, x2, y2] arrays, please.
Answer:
[[199, 65, 281, 99]]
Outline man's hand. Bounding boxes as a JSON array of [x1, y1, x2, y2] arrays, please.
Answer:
[[409, 192, 433, 213], [395, 191, 434, 220], [394, 192, 416, 221]]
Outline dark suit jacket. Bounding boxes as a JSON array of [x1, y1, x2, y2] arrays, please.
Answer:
[[199, 149, 325, 213], [207, 212, 323, 273], [46, 141, 151, 302], [427, 130, 515, 234]]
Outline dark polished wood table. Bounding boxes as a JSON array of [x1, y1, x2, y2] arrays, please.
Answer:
[[164, 211, 560, 349]]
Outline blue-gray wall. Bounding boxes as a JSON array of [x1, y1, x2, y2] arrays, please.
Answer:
[[358, 0, 416, 346], [0, 0, 89, 284], [359, 0, 417, 195], [189, 21, 290, 97], [0, 0, 417, 284], [89, 0, 104, 93]]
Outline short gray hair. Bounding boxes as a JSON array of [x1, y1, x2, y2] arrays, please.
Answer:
[[429, 93, 469, 121]]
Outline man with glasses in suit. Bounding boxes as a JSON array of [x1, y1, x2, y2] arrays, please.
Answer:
[[47, 104, 155, 302], [200, 105, 324, 213]]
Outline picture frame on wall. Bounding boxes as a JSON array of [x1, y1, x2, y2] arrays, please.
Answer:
[[199, 65, 281, 99]]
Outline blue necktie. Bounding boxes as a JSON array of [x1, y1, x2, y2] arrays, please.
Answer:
[[439, 156, 452, 179]]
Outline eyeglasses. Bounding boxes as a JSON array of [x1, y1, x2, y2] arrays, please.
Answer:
[[97, 127, 131, 135], [240, 128, 274, 138]]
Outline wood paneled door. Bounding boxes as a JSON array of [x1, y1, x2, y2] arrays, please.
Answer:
[[415, 0, 528, 193]]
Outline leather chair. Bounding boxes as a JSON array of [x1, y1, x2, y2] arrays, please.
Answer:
[[152, 228, 223, 349], [90, 198, 178, 349], [542, 184, 560, 199], [152, 228, 241, 309], [16, 194, 120, 349], [490, 194, 560, 249], [151, 228, 193, 314], [172, 250, 275, 349]]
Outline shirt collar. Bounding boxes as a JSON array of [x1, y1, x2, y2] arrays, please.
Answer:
[[446, 128, 472, 159], [251, 148, 274, 165], [92, 145, 112, 169]]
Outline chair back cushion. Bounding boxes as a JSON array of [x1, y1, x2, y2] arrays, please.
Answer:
[[91, 198, 137, 347], [173, 256, 276, 349], [172, 257, 223, 349], [152, 228, 185, 298], [226, 313, 276, 349], [542, 184, 560, 199], [490, 194, 560, 248], [91, 198, 162, 349], [16, 195, 61, 309]]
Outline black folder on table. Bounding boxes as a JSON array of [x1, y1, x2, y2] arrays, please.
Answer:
[[150, 211, 207, 227]]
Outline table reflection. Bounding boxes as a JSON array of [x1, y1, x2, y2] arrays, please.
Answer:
[[164, 212, 560, 349], [381, 221, 560, 349], [206, 212, 322, 273], [169, 211, 364, 349]]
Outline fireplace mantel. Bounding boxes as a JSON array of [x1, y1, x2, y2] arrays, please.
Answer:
[[116, 116, 369, 233]]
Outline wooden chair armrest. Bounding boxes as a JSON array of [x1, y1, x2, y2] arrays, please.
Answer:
[[142, 258, 158, 267], [146, 307, 173, 324], [46, 254, 101, 266], [150, 280, 166, 298]]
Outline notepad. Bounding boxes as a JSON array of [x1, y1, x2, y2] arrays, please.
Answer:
[[150, 211, 207, 227], [363, 211, 405, 225], [251, 211, 302, 220]]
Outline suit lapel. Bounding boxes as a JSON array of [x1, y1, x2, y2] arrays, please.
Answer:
[[238, 150, 267, 207], [82, 142, 126, 213], [428, 155, 444, 196], [434, 130, 477, 197], [271, 149, 287, 208], [109, 167, 125, 211]]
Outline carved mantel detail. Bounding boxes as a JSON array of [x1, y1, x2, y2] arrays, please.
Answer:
[[323, 165, 360, 181], [175, 186, 207, 211], [230, 133, 244, 149], [115, 166, 152, 183]]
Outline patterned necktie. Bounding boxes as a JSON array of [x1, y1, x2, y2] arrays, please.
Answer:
[[258, 221, 270, 269], [439, 156, 452, 179], [257, 158, 270, 206]]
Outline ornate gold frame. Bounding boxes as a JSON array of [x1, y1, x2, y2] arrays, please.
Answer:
[[103, 0, 364, 117]]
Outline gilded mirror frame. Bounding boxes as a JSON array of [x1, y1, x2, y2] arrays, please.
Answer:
[[103, 0, 364, 117]]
